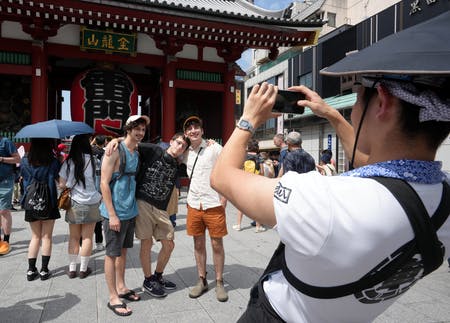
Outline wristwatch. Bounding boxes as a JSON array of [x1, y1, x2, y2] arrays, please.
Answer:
[[236, 118, 255, 135]]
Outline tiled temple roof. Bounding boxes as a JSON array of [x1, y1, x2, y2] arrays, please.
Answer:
[[105, 0, 325, 28]]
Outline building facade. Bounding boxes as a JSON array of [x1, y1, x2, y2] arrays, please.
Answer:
[[244, 0, 449, 172], [0, 0, 323, 144]]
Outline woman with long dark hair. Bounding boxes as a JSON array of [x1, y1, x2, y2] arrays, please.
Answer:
[[59, 134, 102, 279], [21, 138, 61, 281]]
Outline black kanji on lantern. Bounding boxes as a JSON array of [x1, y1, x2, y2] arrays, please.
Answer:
[[80, 69, 133, 135]]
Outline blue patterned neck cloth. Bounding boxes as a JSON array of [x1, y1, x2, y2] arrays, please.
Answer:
[[341, 159, 447, 184]]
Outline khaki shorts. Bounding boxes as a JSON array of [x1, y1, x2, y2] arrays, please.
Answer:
[[186, 204, 227, 238], [166, 187, 178, 215], [65, 201, 102, 224], [136, 199, 174, 241]]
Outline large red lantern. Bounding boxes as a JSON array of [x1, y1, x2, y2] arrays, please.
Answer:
[[71, 68, 138, 136]]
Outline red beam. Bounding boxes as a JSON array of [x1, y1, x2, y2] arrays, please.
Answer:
[[0, 38, 32, 52], [46, 43, 165, 67], [0, 64, 32, 76], [175, 79, 224, 92]]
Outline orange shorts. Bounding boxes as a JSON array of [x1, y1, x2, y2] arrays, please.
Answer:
[[186, 204, 228, 238]]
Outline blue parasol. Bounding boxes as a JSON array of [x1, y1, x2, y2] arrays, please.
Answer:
[[15, 119, 94, 139]]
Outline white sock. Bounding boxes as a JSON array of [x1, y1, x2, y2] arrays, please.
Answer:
[[80, 256, 89, 272], [69, 254, 77, 272]]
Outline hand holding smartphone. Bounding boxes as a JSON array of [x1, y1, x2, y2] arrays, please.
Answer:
[[272, 90, 305, 114]]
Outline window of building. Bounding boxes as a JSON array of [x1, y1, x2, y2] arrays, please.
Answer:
[[298, 72, 312, 88], [327, 12, 336, 28]]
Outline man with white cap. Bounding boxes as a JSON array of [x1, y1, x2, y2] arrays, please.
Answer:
[[210, 11, 450, 322], [100, 115, 149, 316]]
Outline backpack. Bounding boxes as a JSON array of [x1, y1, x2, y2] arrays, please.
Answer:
[[243, 154, 260, 174], [268, 177, 450, 300], [23, 169, 51, 220], [324, 163, 337, 176], [109, 142, 139, 186]]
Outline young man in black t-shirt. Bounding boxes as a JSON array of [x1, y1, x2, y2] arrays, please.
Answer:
[[134, 132, 190, 298]]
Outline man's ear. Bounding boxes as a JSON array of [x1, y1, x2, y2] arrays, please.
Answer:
[[375, 84, 396, 121]]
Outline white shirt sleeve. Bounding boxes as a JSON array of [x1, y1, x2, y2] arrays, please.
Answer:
[[274, 171, 334, 257]]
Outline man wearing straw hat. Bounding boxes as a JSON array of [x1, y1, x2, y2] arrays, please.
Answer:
[[210, 11, 450, 322]]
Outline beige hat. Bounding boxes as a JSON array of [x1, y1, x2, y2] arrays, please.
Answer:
[[183, 116, 203, 131], [125, 115, 150, 126]]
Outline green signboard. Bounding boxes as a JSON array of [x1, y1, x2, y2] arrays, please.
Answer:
[[80, 27, 137, 55]]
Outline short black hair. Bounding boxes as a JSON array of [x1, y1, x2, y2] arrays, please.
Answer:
[[95, 135, 106, 146], [362, 85, 450, 150]]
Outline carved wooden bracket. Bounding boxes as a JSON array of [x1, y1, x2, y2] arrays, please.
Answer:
[[154, 36, 183, 56], [217, 46, 243, 63], [21, 19, 59, 41], [268, 47, 279, 61]]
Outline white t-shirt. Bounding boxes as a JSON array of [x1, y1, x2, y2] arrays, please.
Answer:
[[59, 154, 102, 205], [266, 171, 450, 323], [183, 140, 223, 210]]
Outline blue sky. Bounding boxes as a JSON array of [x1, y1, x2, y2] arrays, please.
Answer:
[[253, 0, 294, 11], [236, 0, 294, 71]]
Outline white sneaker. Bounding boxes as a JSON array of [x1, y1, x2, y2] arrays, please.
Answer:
[[255, 226, 267, 233], [232, 224, 242, 231]]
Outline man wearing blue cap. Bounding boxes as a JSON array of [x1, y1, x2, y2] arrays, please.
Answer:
[[210, 11, 450, 322]]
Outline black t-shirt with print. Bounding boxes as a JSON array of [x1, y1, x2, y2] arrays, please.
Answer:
[[135, 143, 178, 211]]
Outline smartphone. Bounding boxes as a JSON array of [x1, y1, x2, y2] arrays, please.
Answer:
[[272, 90, 305, 114]]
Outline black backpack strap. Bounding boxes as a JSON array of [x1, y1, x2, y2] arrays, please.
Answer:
[[430, 181, 450, 230], [278, 177, 450, 299], [372, 177, 445, 275], [110, 143, 139, 185], [116, 142, 127, 181], [188, 147, 203, 192]]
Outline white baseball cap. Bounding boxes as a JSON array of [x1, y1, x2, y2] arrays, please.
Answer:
[[125, 115, 150, 126]]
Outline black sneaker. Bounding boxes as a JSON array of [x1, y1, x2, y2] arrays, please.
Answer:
[[158, 276, 177, 290], [27, 269, 39, 281], [40, 270, 51, 281], [142, 279, 167, 298]]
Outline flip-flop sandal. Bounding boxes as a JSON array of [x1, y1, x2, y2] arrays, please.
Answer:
[[118, 290, 141, 302], [107, 302, 132, 316]]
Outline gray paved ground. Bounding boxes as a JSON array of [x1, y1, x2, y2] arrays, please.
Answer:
[[1, 192, 450, 322]]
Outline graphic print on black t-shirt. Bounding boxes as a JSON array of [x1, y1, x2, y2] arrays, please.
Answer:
[[136, 144, 178, 211]]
